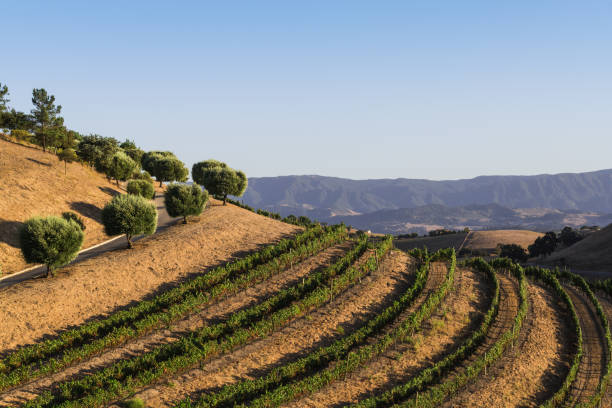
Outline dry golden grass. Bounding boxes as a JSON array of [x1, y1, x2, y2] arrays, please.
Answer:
[[465, 229, 543, 251], [0, 138, 123, 274], [0, 200, 300, 353]]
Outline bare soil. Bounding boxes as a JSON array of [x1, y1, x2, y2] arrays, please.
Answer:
[[441, 272, 521, 407], [447, 281, 573, 407], [117, 250, 416, 407], [0, 243, 350, 406], [0, 138, 123, 274], [564, 284, 607, 406], [595, 291, 612, 407], [293, 265, 490, 408], [0, 202, 299, 355]]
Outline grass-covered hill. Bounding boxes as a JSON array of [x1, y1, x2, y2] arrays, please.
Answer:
[[0, 138, 123, 273]]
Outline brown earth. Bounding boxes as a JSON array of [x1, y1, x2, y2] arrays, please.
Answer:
[[0, 202, 299, 355], [447, 281, 573, 407], [440, 272, 521, 407], [0, 138, 124, 274], [118, 250, 416, 407], [564, 284, 608, 406], [293, 265, 490, 407], [0, 242, 350, 406], [465, 229, 543, 251], [595, 291, 612, 407]]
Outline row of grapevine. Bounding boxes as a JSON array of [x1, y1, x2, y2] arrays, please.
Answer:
[[385, 258, 528, 408], [0, 225, 344, 392], [23, 236, 392, 408], [173, 248, 455, 408], [347, 257, 501, 408]]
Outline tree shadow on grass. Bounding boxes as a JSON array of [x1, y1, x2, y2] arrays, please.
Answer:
[[25, 157, 52, 167], [99, 186, 121, 197], [0, 219, 23, 248], [69, 201, 102, 221]]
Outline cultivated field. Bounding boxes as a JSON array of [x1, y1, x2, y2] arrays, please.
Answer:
[[1, 216, 610, 407]]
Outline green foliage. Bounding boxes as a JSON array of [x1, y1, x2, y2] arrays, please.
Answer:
[[10, 129, 33, 142], [528, 231, 558, 257], [164, 184, 208, 223], [192, 160, 247, 204], [560, 226, 583, 247], [0, 82, 8, 112], [57, 148, 78, 174], [76, 134, 120, 172], [1, 109, 35, 131], [30, 88, 62, 152], [120, 139, 144, 165], [141, 151, 188, 186], [154, 157, 189, 186], [498, 243, 528, 263], [107, 151, 138, 184], [130, 170, 154, 184], [127, 179, 155, 199], [101, 194, 157, 248], [61, 211, 86, 231], [19, 216, 84, 276], [122, 399, 145, 408]]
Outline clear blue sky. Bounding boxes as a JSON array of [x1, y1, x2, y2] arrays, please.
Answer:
[[2, 1, 611, 180]]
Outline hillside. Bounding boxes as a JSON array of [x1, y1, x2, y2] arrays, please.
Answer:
[[325, 203, 612, 235], [545, 223, 612, 271], [0, 139, 124, 274], [242, 171, 612, 216], [465, 230, 543, 251]]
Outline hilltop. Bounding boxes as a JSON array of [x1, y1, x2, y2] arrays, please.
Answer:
[[0, 138, 123, 273], [544, 223, 612, 271]]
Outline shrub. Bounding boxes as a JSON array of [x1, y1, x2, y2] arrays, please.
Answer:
[[19, 216, 84, 277], [122, 398, 145, 408], [498, 243, 528, 263], [164, 184, 209, 223], [127, 179, 155, 199], [10, 129, 33, 142], [131, 170, 154, 184], [61, 211, 86, 231], [102, 194, 157, 248], [57, 148, 78, 175]]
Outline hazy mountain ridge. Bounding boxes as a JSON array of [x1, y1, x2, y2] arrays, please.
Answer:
[[243, 170, 612, 215], [240, 170, 612, 233]]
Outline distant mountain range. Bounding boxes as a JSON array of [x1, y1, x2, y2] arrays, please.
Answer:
[[240, 170, 612, 233]]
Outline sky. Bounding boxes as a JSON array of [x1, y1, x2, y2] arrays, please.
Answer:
[[2, 1, 611, 180]]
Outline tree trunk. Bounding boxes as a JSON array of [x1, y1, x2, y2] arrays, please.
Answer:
[[46, 265, 51, 278], [126, 235, 133, 249], [223, 194, 227, 205], [64, 161, 67, 175], [183, 216, 187, 224], [159, 180, 163, 187], [116, 179, 119, 186]]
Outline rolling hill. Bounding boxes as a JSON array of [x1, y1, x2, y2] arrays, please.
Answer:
[[242, 171, 612, 216], [0, 139, 124, 273], [545, 223, 612, 271]]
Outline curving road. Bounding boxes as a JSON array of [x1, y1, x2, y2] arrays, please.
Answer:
[[0, 194, 181, 290]]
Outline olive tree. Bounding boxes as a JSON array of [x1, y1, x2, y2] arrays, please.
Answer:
[[107, 151, 138, 185], [141, 151, 188, 187], [102, 194, 157, 248], [127, 179, 155, 199], [164, 184, 209, 223], [19, 216, 84, 277], [192, 160, 247, 205]]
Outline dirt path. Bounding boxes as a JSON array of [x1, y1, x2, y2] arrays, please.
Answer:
[[113, 250, 416, 408], [291, 264, 490, 408], [0, 243, 352, 407], [0, 202, 300, 355], [441, 272, 521, 407], [564, 284, 607, 406], [596, 291, 612, 407], [446, 280, 572, 407]]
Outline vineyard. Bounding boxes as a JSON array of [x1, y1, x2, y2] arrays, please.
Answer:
[[1, 222, 611, 408]]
